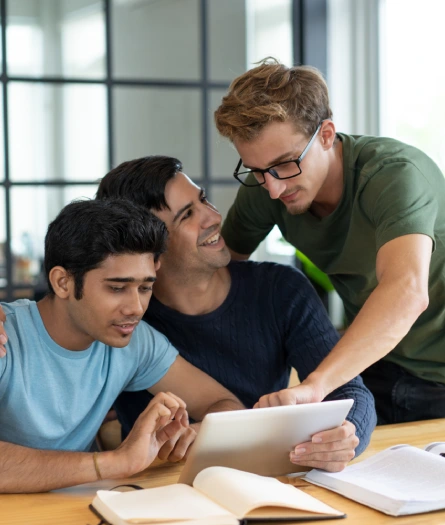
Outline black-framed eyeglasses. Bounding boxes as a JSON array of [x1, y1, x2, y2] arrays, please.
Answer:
[[233, 121, 323, 187]]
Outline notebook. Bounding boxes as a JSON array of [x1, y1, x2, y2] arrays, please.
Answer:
[[91, 466, 346, 524]]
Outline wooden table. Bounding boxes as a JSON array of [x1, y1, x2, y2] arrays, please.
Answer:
[[1, 419, 444, 524]]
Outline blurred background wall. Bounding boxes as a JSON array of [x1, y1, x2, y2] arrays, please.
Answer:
[[1, 0, 444, 316]]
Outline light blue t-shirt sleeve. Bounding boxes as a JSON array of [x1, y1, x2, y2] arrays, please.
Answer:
[[123, 321, 178, 392]]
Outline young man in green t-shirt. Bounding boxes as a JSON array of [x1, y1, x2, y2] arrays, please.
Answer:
[[215, 58, 445, 424]]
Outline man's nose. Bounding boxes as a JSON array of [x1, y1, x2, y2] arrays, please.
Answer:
[[122, 290, 145, 317], [263, 172, 286, 199], [201, 205, 221, 228]]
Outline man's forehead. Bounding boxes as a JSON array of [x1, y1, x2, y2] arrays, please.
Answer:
[[168, 172, 200, 196], [235, 121, 307, 167], [95, 252, 156, 272], [162, 173, 202, 215]]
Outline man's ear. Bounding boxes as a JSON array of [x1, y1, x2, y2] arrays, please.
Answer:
[[48, 266, 73, 299], [320, 120, 337, 149]]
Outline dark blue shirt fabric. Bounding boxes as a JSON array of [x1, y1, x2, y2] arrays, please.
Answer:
[[114, 261, 376, 455]]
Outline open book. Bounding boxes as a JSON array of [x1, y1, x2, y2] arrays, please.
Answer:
[[91, 466, 345, 525], [305, 443, 445, 516]]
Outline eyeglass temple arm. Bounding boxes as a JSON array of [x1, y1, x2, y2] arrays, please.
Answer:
[[298, 122, 323, 162], [233, 158, 243, 176]]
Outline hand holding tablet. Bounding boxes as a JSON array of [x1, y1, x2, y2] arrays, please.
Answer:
[[179, 399, 354, 485]]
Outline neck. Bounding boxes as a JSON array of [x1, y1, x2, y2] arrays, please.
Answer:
[[37, 296, 93, 351], [310, 139, 344, 218], [153, 266, 231, 315]]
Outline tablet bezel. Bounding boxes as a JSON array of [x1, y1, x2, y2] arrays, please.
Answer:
[[178, 399, 354, 485]]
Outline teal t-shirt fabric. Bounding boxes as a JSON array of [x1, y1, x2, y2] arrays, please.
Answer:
[[0, 299, 178, 452]]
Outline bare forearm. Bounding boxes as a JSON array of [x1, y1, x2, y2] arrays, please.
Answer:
[[0, 442, 123, 493], [151, 356, 245, 422], [190, 394, 244, 422], [304, 280, 428, 397], [202, 396, 244, 418]]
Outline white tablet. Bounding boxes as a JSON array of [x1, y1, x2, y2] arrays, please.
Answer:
[[178, 399, 354, 485]]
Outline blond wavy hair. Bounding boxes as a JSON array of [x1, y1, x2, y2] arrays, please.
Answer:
[[214, 58, 333, 142]]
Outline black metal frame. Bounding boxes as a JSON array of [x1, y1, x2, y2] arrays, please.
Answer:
[[0, 0, 326, 301], [292, 0, 327, 76]]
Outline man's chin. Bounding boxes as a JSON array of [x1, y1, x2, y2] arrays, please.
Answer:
[[204, 246, 231, 267], [101, 332, 134, 348], [285, 201, 311, 215]]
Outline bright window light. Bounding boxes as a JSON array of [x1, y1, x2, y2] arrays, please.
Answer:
[[380, 0, 445, 173]]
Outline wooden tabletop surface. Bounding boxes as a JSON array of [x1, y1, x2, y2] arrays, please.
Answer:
[[1, 418, 444, 525]]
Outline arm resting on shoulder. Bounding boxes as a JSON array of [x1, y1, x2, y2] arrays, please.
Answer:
[[0, 304, 7, 357]]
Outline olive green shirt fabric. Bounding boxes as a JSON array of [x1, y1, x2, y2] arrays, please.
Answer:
[[222, 133, 445, 383]]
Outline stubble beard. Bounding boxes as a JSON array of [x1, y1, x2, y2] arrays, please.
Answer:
[[283, 191, 312, 215], [167, 246, 231, 286], [285, 201, 310, 215]]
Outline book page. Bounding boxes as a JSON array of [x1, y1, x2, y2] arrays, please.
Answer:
[[193, 466, 343, 518], [307, 446, 445, 501], [94, 484, 236, 523]]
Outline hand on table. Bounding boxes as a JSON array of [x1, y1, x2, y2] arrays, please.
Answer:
[[290, 420, 358, 472]]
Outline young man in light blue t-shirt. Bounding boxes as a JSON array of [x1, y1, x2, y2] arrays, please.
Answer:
[[0, 199, 243, 493]]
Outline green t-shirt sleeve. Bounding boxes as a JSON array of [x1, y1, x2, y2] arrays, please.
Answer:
[[360, 161, 437, 252], [222, 176, 277, 255]]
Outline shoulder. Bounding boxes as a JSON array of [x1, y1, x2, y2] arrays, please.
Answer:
[[129, 319, 170, 347], [342, 133, 422, 162], [1, 299, 34, 317], [341, 133, 441, 182], [125, 319, 173, 362], [1, 299, 36, 333]]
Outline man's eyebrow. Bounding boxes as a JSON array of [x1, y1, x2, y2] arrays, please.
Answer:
[[243, 150, 296, 171], [104, 277, 156, 283], [172, 187, 206, 223], [173, 201, 192, 223]]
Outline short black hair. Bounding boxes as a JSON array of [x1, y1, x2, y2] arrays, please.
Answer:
[[44, 198, 167, 300], [96, 155, 182, 211]]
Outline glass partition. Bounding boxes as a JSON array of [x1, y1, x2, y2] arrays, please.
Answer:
[[11, 185, 97, 286], [7, 0, 106, 78]]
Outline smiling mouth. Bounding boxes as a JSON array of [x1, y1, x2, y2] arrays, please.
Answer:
[[199, 232, 221, 246], [112, 321, 139, 335]]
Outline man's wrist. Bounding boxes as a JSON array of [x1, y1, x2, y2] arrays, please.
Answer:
[[97, 450, 132, 479], [301, 372, 330, 401]]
